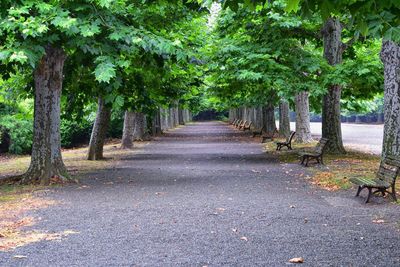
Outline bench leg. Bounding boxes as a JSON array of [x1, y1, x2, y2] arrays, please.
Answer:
[[365, 187, 373, 203], [301, 156, 305, 165], [391, 184, 397, 202], [305, 157, 310, 167], [356, 186, 363, 197]]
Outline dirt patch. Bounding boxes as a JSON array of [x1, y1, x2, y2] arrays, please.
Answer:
[[0, 193, 58, 251]]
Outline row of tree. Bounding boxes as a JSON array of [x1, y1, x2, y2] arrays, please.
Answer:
[[203, 0, 399, 158], [0, 1, 203, 184]]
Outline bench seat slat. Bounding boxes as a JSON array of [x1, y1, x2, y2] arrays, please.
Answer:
[[349, 177, 390, 188]]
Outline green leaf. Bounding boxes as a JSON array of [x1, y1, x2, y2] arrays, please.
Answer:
[[285, 0, 300, 13], [79, 21, 101, 37], [9, 51, 28, 63], [94, 61, 116, 83], [98, 0, 113, 8]]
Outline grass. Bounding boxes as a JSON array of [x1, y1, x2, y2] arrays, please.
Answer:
[[0, 140, 147, 180], [262, 137, 394, 192]]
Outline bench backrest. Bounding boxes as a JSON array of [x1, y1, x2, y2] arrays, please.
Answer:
[[315, 138, 329, 154], [240, 120, 247, 126], [246, 121, 252, 127], [377, 156, 400, 185], [286, 131, 296, 143], [235, 120, 242, 126]]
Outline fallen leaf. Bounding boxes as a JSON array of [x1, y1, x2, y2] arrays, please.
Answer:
[[240, 236, 248, 241], [13, 255, 27, 259], [290, 205, 296, 209], [251, 170, 261, 173], [372, 219, 385, 224], [289, 257, 304, 263], [231, 228, 238, 233]]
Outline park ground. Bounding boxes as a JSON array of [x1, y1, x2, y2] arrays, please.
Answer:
[[0, 121, 399, 266]]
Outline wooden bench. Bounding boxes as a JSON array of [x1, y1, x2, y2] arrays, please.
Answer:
[[234, 119, 242, 128], [252, 126, 265, 138], [238, 120, 247, 130], [350, 156, 400, 203], [276, 131, 296, 151], [261, 129, 279, 143], [299, 138, 329, 167], [242, 121, 252, 131], [231, 118, 238, 125]]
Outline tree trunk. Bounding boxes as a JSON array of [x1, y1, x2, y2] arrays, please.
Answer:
[[295, 91, 313, 143], [87, 97, 111, 160], [178, 108, 184, 125], [262, 103, 276, 135], [321, 17, 346, 154], [380, 40, 400, 158], [152, 109, 162, 136], [133, 112, 149, 141], [19, 45, 69, 185], [168, 108, 174, 128], [279, 100, 291, 138], [121, 110, 135, 149]]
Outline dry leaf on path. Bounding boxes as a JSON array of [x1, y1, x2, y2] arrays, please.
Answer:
[[289, 257, 304, 263], [13, 255, 27, 259], [372, 219, 385, 224], [240, 236, 248, 241]]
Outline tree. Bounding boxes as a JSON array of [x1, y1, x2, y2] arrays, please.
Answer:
[[0, 0, 203, 183]]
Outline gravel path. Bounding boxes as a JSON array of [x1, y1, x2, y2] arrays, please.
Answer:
[[1, 121, 400, 266]]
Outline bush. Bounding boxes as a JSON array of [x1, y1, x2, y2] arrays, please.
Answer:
[[0, 115, 33, 154], [60, 119, 93, 148]]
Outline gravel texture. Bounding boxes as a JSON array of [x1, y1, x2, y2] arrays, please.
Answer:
[[1, 121, 400, 266]]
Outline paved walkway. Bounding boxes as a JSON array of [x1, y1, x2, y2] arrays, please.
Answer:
[[1, 122, 399, 266]]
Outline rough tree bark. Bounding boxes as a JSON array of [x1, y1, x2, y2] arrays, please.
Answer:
[[279, 100, 291, 138], [121, 110, 135, 149], [321, 17, 346, 153], [295, 91, 313, 143], [262, 103, 277, 134], [151, 109, 162, 136], [254, 106, 263, 129], [87, 97, 111, 160], [178, 108, 184, 125], [133, 112, 149, 141], [169, 108, 175, 128], [380, 40, 400, 158], [19, 45, 69, 184]]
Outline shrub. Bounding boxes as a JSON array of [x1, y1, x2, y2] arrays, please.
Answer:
[[0, 115, 33, 154], [60, 119, 93, 148]]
